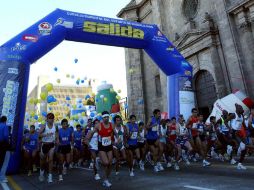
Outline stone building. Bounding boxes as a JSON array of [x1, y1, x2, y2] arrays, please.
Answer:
[[118, 0, 254, 121]]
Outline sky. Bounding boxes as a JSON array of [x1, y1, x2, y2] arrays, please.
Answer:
[[0, 0, 131, 97]]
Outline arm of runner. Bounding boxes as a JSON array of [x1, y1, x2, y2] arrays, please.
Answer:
[[146, 118, 153, 130]]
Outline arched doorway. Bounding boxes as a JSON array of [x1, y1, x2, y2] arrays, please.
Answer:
[[195, 70, 217, 120]]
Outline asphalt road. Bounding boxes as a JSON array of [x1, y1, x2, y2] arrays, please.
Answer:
[[1, 157, 254, 190]]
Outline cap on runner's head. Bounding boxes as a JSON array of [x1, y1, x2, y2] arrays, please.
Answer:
[[102, 111, 110, 118], [47, 113, 55, 119]]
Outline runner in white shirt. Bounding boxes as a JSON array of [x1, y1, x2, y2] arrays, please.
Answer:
[[38, 113, 57, 183]]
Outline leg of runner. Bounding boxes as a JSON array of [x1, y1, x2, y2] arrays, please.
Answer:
[[149, 143, 159, 172], [48, 147, 55, 183], [127, 148, 134, 176], [32, 150, 38, 173], [39, 152, 46, 182], [113, 148, 120, 175], [99, 151, 112, 187], [91, 151, 100, 180], [158, 142, 165, 171], [58, 152, 64, 181]]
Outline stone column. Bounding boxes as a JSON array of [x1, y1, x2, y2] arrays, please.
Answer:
[[236, 11, 254, 98], [125, 48, 146, 122]]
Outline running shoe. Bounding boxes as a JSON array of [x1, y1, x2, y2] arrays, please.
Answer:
[[59, 175, 63, 181], [33, 165, 37, 172], [174, 163, 180, 170], [167, 162, 172, 168], [230, 158, 237, 165], [154, 165, 159, 172], [95, 174, 101, 180], [47, 174, 53, 183], [202, 160, 211, 167], [237, 163, 247, 170], [157, 162, 164, 171], [103, 180, 112, 187]]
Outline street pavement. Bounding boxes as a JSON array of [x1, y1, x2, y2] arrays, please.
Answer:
[[1, 157, 254, 190]]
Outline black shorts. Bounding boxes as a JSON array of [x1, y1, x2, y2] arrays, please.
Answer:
[[146, 139, 157, 146], [58, 144, 71, 155], [199, 135, 206, 142], [127, 145, 138, 151], [41, 143, 54, 155], [138, 142, 145, 148], [98, 143, 113, 152]]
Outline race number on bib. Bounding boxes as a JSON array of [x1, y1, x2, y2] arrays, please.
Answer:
[[152, 125, 158, 132], [102, 137, 111, 146], [62, 137, 68, 142], [131, 132, 138, 139]]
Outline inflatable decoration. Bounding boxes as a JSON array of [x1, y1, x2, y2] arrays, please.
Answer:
[[0, 9, 193, 173]]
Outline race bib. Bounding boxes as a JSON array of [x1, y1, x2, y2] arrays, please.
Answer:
[[152, 125, 158, 132], [171, 130, 176, 135], [192, 123, 197, 129], [102, 137, 111, 146], [131, 132, 138, 139], [62, 137, 68, 142], [30, 141, 35, 146]]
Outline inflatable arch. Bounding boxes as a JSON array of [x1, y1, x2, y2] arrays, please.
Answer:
[[0, 9, 194, 173]]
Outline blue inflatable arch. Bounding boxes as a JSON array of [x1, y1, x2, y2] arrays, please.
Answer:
[[0, 9, 194, 173]]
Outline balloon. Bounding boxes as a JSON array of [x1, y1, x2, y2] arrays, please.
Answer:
[[42, 111, 47, 117], [100, 95, 104, 99], [66, 96, 71, 101], [78, 105, 82, 109], [79, 119, 84, 125], [45, 83, 53, 92], [54, 67, 58, 72], [81, 112, 86, 116], [110, 88, 114, 93], [81, 80, 84, 83], [66, 74, 70, 78], [30, 111, 35, 117], [71, 75, 75, 79], [73, 105, 77, 109], [117, 89, 121, 93], [29, 98, 34, 105], [97, 115, 102, 121], [56, 79, 61, 83], [47, 95, 55, 104], [76, 80, 80, 85], [90, 112, 95, 117], [95, 98, 99, 103], [41, 120, 46, 125], [74, 58, 78, 63], [85, 95, 90, 100], [103, 97, 108, 102], [34, 115, 38, 120], [116, 95, 121, 100], [91, 93, 95, 97]]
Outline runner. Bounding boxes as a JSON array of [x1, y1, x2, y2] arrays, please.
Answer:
[[146, 109, 161, 172], [38, 113, 57, 183], [73, 124, 83, 167], [231, 104, 247, 170], [167, 117, 180, 170], [22, 125, 39, 176], [57, 119, 73, 181], [195, 114, 211, 167], [86, 119, 101, 180], [137, 121, 146, 170], [96, 111, 114, 187], [113, 115, 127, 175], [158, 119, 167, 171], [126, 115, 143, 177], [175, 115, 193, 167]]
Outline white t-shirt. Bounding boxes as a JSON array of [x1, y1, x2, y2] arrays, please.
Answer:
[[231, 114, 243, 131], [89, 128, 98, 150], [42, 124, 56, 143]]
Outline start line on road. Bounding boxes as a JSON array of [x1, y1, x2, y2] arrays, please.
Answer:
[[184, 185, 215, 190]]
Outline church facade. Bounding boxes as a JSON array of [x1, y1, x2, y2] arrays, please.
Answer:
[[118, 0, 254, 121]]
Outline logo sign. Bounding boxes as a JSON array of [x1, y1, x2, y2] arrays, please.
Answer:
[[11, 42, 26, 51], [8, 68, 19, 75], [22, 35, 38, 42], [54, 18, 73, 29], [38, 22, 52, 36]]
